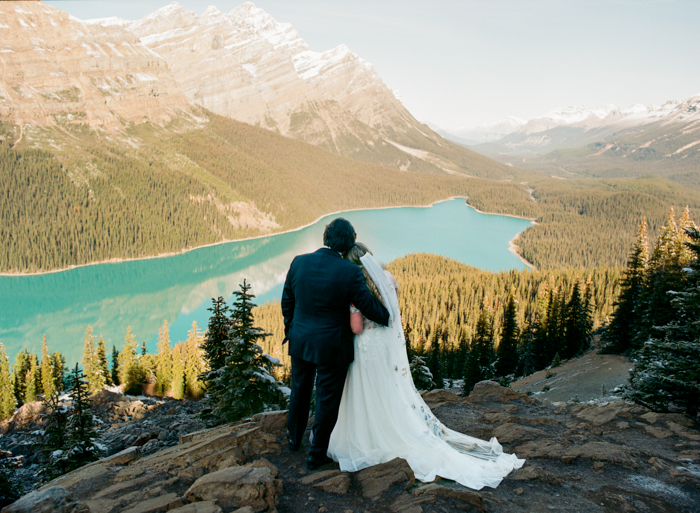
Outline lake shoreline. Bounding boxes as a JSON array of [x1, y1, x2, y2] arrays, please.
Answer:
[[1, 196, 536, 277]]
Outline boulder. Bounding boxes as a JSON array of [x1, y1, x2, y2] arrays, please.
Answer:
[[2, 486, 89, 513], [9, 402, 47, 430], [119, 493, 182, 513], [355, 458, 415, 499], [466, 381, 528, 403], [511, 465, 562, 486], [421, 390, 460, 404], [183, 465, 282, 511], [251, 411, 288, 432], [412, 484, 486, 512], [492, 423, 548, 444]]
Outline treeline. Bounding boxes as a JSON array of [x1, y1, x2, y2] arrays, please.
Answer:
[[601, 208, 699, 418], [0, 320, 207, 420], [252, 254, 622, 388]]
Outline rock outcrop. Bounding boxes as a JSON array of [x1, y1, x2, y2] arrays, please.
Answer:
[[3, 382, 700, 512]]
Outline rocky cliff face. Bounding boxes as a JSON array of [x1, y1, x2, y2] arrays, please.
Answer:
[[124, 2, 431, 158], [3, 382, 700, 512], [0, 1, 191, 132]]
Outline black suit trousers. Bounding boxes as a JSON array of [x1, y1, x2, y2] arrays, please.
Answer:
[[287, 356, 349, 459]]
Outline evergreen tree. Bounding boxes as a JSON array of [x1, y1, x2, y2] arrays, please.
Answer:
[[141, 341, 147, 356], [111, 346, 119, 386], [24, 355, 39, 404], [462, 307, 495, 395], [171, 344, 185, 400], [202, 297, 232, 372], [563, 281, 592, 359], [51, 352, 66, 392], [635, 208, 693, 347], [602, 218, 649, 353], [0, 345, 15, 421], [207, 281, 285, 424], [63, 364, 101, 471], [184, 321, 206, 398], [118, 327, 140, 395], [626, 227, 700, 418], [81, 326, 104, 395], [518, 311, 538, 377], [12, 348, 30, 406], [40, 335, 55, 399], [37, 391, 69, 481], [155, 320, 173, 397], [409, 355, 435, 391], [97, 336, 110, 386], [495, 295, 520, 377]]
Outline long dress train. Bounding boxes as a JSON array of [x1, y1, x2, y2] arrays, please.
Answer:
[[328, 253, 524, 490]]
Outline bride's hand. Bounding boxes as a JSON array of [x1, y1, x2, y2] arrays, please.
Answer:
[[350, 304, 363, 334]]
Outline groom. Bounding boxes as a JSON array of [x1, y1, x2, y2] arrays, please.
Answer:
[[282, 218, 390, 470]]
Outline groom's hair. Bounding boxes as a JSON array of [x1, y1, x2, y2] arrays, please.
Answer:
[[324, 218, 356, 254]]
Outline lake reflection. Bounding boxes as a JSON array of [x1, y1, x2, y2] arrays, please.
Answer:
[[0, 199, 532, 365]]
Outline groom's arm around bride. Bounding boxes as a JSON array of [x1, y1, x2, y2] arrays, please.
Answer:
[[281, 218, 389, 469]]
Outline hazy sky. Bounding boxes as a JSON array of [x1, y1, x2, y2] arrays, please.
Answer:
[[44, 0, 700, 129]]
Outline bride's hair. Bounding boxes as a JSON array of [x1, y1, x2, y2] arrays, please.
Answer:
[[344, 243, 383, 303]]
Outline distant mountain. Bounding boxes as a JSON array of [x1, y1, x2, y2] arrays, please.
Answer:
[[0, 1, 192, 131], [120, 2, 507, 177], [431, 117, 526, 145], [470, 95, 700, 159], [0, 1, 512, 179]]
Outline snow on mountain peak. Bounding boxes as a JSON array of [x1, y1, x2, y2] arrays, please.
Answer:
[[202, 6, 222, 17], [543, 104, 618, 124]]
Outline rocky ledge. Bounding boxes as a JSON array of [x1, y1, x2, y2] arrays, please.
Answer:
[[3, 381, 700, 513]]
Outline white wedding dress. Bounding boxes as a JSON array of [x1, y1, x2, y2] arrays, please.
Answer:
[[328, 253, 524, 490]]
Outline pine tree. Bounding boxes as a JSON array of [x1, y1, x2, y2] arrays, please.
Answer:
[[97, 336, 110, 386], [462, 307, 495, 395], [202, 297, 232, 372], [38, 391, 69, 481], [155, 320, 173, 397], [51, 352, 66, 392], [207, 281, 285, 424], [118, 327, 140, 395], [12, 349, 30, 406], [141, 342, 147, 356], [635, 208, 693, 348], [518, 311, 538, 377], [0, 345, 15, 421], [409, 355, 435, 391], [626, 226, 700, 418], [111, 346, 119, 386], [63, 364, 101, 471], [40, 335, 55, 399], [495, 295, 520, 377], [602, 218, 649, 353], [24, 356, 39, 404], [184, 321, 206, 398], [563, 280, 591, 359], [81, 326, 104, 395], [171, 344, 185, 400]]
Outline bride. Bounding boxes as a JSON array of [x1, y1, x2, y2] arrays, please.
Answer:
[[327, 243, 524, 490]]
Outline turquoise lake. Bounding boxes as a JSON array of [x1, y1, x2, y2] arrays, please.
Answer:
[[0, 199, 533, 365]]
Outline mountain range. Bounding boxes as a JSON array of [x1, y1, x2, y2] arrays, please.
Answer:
[[435, 94, 700, 185], [0, 1, 507, 178]]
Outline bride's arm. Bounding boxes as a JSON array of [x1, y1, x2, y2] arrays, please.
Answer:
[[350, 304, 363, 335]]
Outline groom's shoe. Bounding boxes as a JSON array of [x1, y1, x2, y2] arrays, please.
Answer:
[[287, 436, 300, 453], [306, 454, 333, 471]]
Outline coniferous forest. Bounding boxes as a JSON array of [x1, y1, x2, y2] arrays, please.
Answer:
[[2, 114, 699, 274]]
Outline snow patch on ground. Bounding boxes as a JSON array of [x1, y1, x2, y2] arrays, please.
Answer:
[[626, 475, 689, 501]]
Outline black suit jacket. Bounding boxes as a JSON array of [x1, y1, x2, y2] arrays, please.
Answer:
[[281, 247, 390, 366]]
